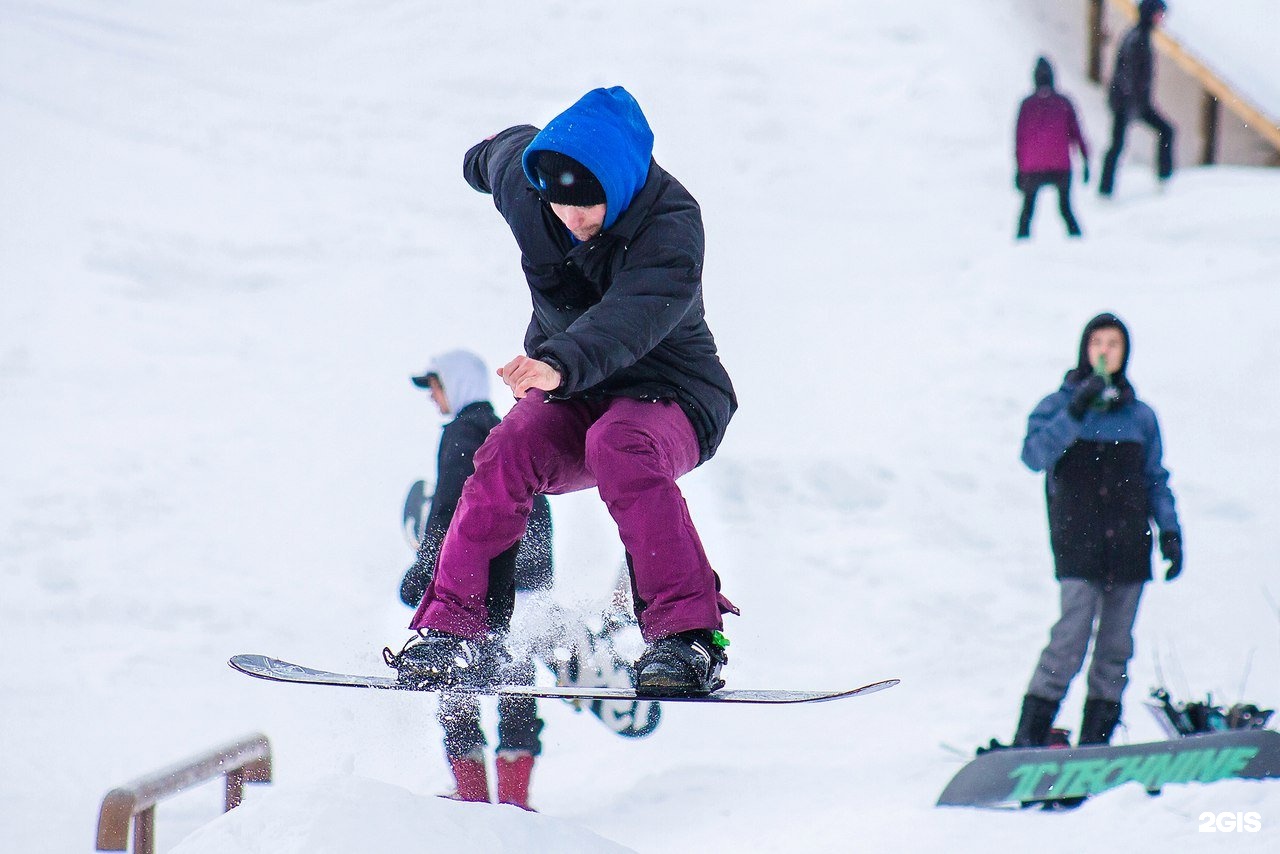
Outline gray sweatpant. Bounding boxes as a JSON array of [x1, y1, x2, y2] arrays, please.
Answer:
[[1026, 578, 1144, 704]]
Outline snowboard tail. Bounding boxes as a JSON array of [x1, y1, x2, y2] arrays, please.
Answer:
[[937, 729, 1280, 807], [230, 654, 898, 705]]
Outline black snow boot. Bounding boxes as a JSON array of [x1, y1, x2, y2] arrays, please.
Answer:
[[1012, 694, 1060, 748], [635, 629, 728, 697], [383, 629, 504, 690], [1079, 698, 1123, 746]]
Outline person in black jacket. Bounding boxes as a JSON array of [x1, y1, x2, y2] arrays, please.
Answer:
[[1008, 313, 1183, 750], [399, 349, 553, 810], [1099, 0, 1175, 196], [386, 86, 738, 698]]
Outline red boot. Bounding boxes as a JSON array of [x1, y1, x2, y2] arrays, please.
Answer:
[[495, 749, 536, 811], [443, 751, 490, 803]]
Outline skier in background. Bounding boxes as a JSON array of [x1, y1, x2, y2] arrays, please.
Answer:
[[1014, 56, 1088, 239], [400, 349, 553, 810], [386, 86, 739, 697], [1099, 0, 1175, 196], [1009, 313, 1183, 749]]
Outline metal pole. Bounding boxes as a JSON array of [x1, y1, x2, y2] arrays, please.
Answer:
[[1087, 0, 1105, 83], [1201, 90, 1220, 165], [225, 769, 246, 811], [133, 807, 155, 854]]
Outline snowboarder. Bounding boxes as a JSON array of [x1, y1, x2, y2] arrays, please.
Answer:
[[1009, 313, 1183, 749], [386, 86, 739, 697], [401, 349, 553, 809], [1099, 0, 1175, 196], [1014, 57, 1088, 239]]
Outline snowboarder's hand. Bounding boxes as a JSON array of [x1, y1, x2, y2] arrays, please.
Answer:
[[498, 356, 561, 399], [1160, 530, 1182, 581], [1067, 375, 1107, 420], [1081, 161, 1091, 184]]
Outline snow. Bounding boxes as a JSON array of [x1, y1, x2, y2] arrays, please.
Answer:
[[1161, 1, 1280, 119], [2, 1, 1279, 852]]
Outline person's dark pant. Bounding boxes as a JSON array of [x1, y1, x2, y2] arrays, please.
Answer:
[[440, 657, 544, 758], [1017, 171, 1081, 238], [1099, 105, 1175, 195]]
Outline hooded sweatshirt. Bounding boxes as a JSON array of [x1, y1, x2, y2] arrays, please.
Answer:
[[1015, 58, 1088, 174], [425, 349, 490, 416], [522, 87, 654, 232]]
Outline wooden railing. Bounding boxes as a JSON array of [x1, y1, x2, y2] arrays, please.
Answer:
[[96, 733, 273, 854]]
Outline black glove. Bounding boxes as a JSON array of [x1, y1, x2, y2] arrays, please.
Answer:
[[1067, 375, 1107, 420], [1014, 171, 1025, 192], [1081, 161, 1091, 184], [1160, 530, 1183, 581]]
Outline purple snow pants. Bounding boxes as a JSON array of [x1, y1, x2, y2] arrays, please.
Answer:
[[411, 390, 734, 642]]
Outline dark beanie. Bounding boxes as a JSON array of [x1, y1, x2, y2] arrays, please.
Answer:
[[531, 151, 607, 207], [1034, 57, 1054, 89], [1139, 0, 1167, 25], [1075, 313, 1131, 377]]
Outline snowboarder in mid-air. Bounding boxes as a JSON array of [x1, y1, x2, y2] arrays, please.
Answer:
[[386, 86, 739, 697]]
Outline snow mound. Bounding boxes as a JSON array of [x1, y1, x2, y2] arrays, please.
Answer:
[[170, 775, 633, 854]]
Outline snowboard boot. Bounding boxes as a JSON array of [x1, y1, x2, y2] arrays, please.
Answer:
[[1078, 698, 1123, 746], [635, 629, 727, 697], [495, 749, 536, 811], [1012, 694, 1060, 748], [442, 750, 490, 803], [383, 629, 503, 690]]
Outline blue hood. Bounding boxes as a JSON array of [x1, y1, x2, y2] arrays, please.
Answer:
[[522, 87, 654, 231]]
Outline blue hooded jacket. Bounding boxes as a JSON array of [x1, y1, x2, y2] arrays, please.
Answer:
[[521, 87, 654, 231]]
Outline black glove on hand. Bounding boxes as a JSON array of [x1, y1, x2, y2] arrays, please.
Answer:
[[1081, 161, 1091, 184], [1160, 530, 1183, 581], [1067, 375, 1107, 420]]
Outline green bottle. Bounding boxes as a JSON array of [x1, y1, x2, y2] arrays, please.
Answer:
[[1092, 354, 1116, 411]]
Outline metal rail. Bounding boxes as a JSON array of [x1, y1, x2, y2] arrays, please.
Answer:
[[96, 733, 272, 853]]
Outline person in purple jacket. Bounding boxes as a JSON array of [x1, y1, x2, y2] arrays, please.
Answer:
[[385, 87, 739, 698], [1008, 313, 1183, 750], [1015, 57, 1089, 239]]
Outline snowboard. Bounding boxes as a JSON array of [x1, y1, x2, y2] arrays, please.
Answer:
[[937, 729, 1280, 808], [230, 654, 899, 705], [402, 479, 431, 547]]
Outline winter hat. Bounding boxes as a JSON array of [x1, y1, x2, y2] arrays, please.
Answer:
[[530, 151, 607, 207], [1139, 0, 1167, 25], [1033, 56, 1055, 89], [1074, 313, 1131, 378], [411, 349, 490, 415], [522, 87, 655, 231]]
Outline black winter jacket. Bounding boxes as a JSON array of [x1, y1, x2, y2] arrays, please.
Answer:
[[400, 401, 552, 607], [463, 126, 737, 463], [1109, 25, 1156, 114]]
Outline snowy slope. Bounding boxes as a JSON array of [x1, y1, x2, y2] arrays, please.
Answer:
[[2, 1, 1279, 852]]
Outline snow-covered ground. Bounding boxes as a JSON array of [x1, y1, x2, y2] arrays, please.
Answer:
[[3, 1, 1278, 851]]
